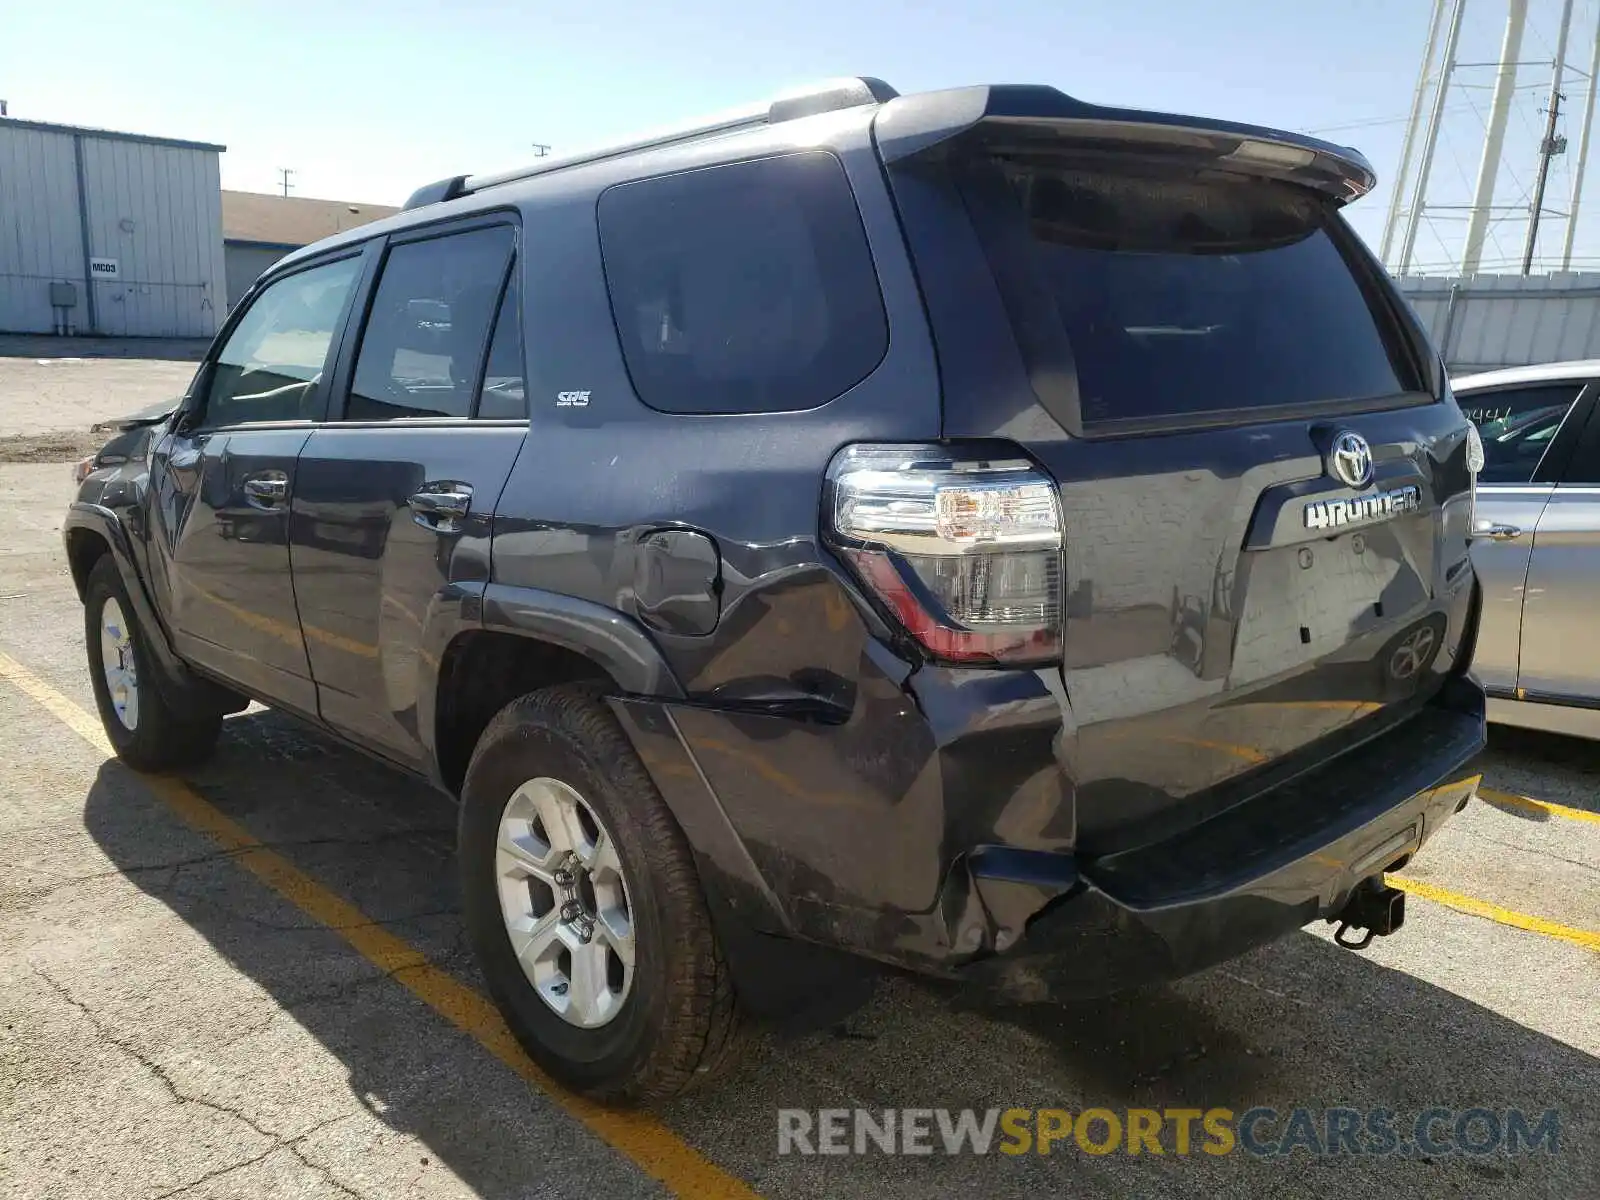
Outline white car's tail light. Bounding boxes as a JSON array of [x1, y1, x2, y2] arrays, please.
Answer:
[[826, 444, 1064, 665]]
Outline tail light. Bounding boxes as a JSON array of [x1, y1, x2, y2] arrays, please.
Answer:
[[825, 444, 1064, 665]]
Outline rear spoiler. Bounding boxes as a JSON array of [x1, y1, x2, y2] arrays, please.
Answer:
[[872, 85, 1375, 205]]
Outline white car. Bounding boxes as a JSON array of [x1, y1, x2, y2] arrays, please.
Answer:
[[1458, 360, 1600, 738]]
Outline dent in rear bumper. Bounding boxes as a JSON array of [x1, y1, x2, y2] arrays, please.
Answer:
[[967, 767, 1479, 1001], [619, 634, 1486, 999], [959, 675, 1486, 997]]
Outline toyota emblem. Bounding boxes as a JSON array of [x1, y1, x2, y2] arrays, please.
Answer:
[[1328, 431, 1374, 489]]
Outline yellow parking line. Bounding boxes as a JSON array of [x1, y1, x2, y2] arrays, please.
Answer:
[[1477, 785, 1600, 826], [0, 650, 761, 1200], [1388, 875, 1600, 953]]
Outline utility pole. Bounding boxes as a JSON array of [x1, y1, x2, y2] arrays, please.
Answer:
[[1524, 0, 1577, 273], [1399, 0, 1470, 275], [277, 167, 296, 198], [1382, 0, 1451, 264], [531, 143, 551, 157], [1561, 15, 1600, 268], [1462, 0, 1529, 274]]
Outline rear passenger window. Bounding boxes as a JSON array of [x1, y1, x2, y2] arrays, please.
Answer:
[[598, 152, 887, 414], [346, 225, 514, 421], [1462, 384, 1583, 484], [476, 270, 526, 419]]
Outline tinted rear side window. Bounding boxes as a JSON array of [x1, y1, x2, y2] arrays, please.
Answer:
[[347, 225, 513, 421], [958, 159, 1412, 430], [598, 151, 887, 414]]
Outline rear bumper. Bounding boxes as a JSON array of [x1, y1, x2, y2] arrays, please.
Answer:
[[966, 678, 1484, 999], [614, 664, 1485, 1012]]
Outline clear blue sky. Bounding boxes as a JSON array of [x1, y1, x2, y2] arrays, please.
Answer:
[[5, 0, 1597, 268]]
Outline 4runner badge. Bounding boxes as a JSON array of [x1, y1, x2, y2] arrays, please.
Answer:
[[1303, 485, 1421, 531], [556, 390, 591, 408]]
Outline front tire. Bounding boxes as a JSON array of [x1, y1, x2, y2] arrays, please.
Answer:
[[83, 556, 221, 770], [458, 684, 745, 1103]]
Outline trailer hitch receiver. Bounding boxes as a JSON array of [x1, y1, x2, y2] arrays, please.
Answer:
[[1331, 878, 1406, 950]]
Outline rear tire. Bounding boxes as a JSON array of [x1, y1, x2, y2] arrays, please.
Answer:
[[83, 556, 221, 770], [458, 684, 746, 1103]]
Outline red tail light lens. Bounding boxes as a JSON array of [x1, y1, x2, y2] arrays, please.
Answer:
[[826, 444, 1064, 665]]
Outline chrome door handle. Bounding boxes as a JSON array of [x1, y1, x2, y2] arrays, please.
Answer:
[[243, 471, 288, 510], [1473, 521, 1523, 541], [409, 483, 473, 533]]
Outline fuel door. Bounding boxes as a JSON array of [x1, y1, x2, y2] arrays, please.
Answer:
[[634, 530, 721, 635]]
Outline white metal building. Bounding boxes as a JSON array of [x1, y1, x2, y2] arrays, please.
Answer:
[[0, 118, 227, 338], [1399, 273, 1600, 373]]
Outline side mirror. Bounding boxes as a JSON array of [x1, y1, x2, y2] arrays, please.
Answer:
[[174, 364, 213, 433]]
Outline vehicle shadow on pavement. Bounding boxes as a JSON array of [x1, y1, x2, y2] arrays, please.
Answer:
[[81, 708, 1600, 1199], [79, 713, 668, 1200], [1479, 725, 1600, 818]]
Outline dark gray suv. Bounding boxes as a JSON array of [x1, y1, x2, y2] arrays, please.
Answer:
[[66, 77, 1487, 1103]]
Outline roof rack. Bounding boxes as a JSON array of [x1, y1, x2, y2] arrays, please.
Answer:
[[401, 76, 897, 211]]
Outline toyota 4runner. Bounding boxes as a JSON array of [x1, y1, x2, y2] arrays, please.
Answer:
[[66, 77, 1487, 1103]]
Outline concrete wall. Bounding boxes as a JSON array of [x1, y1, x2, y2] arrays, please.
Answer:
[[0, 122, 226, 338], [1398, 273, 1600, 374]]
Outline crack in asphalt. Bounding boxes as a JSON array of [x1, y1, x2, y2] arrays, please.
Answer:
[[150, 878, 462, 933], [32, 965, 372, 1200], [12, 828, 456, 907], [197, 927, 478, 1054], [1462, 827, 1600, 877], [33, 964, 282, 1144], [146, 1113, 362, 1200]]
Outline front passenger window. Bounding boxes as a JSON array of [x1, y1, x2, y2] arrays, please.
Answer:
[[203, 257, 361, 426], [1466, 384, 1583, 484]]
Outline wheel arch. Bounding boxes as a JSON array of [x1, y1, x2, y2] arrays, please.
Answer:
[[428, 584, 684, 796], [65, 524, 114, 602]]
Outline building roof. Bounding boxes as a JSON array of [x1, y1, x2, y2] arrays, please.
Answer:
[[222, 190, 400, 250], [1453, 360, 1600, 390], [0, 116, 225, 153]]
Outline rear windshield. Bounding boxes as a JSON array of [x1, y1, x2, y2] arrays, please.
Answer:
[[956, 158, 1414, 430]]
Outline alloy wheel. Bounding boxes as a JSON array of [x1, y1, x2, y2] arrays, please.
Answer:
[[99, 597, 139, 731], [494, 777, 636, 1028]]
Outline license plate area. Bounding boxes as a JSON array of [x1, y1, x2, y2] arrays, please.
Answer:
[[1231, 521, 1428, 685]]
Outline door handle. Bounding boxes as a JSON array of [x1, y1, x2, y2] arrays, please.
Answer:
[[1472, 520, 1523, 542], [242, 471, 288, 510], [409, 483, 473, 533]]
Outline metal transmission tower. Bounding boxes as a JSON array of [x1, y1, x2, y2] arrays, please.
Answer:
[[1561, 8, 1600, 263], [1384, 0, 1600, 276], [1384, 0, 1468, 273]]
